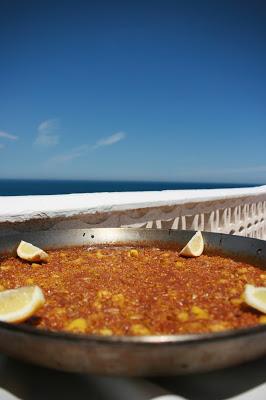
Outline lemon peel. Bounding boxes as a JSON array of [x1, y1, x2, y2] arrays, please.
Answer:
[[244, 284, 266, 314], [17, 240, 48, 262], [179, 231, 204, 257], [0, 285, 45, 323]]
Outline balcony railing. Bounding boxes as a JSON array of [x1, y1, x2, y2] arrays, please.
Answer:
[[0, 185, 266, 239]]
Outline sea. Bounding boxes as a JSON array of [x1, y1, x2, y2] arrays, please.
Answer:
[[0, 179, 260, 196]]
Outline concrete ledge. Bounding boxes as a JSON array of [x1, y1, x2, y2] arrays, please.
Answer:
[[1, 185, 266, 223]]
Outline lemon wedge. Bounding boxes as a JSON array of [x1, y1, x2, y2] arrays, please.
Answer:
[[244, 284, 266, 313], [0, 285, 45, 323], [17, 240, 48, 262], [179, 231, 204, 257]]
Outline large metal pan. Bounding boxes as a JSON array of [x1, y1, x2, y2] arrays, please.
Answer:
[[0, 228, 266, 376]]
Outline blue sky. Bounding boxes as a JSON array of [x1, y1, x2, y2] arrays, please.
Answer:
[[0, 0, 265, 183]]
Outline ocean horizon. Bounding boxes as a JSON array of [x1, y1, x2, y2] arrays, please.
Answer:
[[0, 179, 262, 197]]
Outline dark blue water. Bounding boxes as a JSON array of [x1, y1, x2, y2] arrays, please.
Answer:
[[0, 179, 259, 196]]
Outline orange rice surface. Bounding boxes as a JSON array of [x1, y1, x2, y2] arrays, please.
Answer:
[[1, 245, 266, 335]]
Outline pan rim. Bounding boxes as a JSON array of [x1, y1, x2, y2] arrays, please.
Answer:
[[0, 318, 266, 346]]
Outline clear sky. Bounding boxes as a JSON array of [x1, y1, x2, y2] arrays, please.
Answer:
[[0, 0, 265, 183]]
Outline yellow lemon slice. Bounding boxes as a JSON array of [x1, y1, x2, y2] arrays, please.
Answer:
[[17, 240, 48, 262], [244, 284, 266, 313], [179, 231, 204, 257], [0, 285, 45, 323]]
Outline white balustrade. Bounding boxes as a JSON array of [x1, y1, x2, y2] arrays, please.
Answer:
[[0, 185, 266, 239]]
